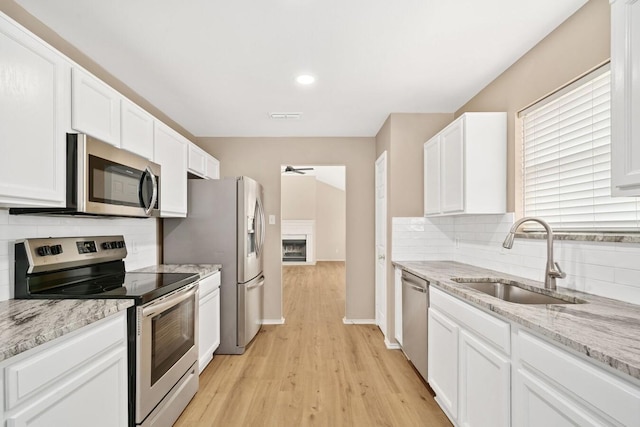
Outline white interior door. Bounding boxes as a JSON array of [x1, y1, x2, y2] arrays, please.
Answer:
[[375, 151, 387, 338]]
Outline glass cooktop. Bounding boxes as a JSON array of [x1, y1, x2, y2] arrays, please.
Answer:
[[32, 272, 199, 305]]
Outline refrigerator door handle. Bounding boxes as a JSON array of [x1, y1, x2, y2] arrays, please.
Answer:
[[256, 195, 266, 257]]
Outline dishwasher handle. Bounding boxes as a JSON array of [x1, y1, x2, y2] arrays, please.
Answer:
[[403, 282, 428, 293], [401, 271, 428, 289]]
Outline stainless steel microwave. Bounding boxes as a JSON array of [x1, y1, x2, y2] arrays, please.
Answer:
[[10, 134, 161, 217]]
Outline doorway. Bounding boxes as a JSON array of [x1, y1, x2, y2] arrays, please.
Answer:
[[280, 165, 346, 319]]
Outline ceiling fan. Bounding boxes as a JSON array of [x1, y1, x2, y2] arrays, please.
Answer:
[[282, 166, 315, 174]]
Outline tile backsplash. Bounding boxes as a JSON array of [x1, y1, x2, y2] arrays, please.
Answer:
[[392, 214, 640, 305], [0, 209, 158, 301]]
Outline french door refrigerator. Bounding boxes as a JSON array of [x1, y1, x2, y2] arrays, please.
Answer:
[[163, 177, 266, 355]]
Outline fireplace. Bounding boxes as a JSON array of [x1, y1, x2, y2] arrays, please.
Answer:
[[282, 238, 307, 262], [281, 220, 315, 265]]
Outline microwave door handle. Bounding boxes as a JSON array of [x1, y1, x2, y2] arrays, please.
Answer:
[[140, 166, 158, 216], [142, 284, 197, 318]]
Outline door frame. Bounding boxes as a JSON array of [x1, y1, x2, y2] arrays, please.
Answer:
[[375, 151, 388, 339]]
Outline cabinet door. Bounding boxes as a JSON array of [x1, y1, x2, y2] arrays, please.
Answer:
[[459, 330, 510, 427], [121, 99, 154, 159], [188, 143, 207, 177], [5, 348, 128, 427], [424, 138, 441, 215], [0, 15, 69, 207], [611, 0, 640, 196], [71, 67, 121, 146], [440, 119, 464, 213], [154, 123, 187, 217], [206, 155, 220, 179], [198, 287, 220, 374], [428, 307, 459, 423], [513, 368, 603, 427]]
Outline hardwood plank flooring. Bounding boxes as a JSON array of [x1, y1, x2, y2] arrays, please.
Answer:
[[175, 261, 451, 426]]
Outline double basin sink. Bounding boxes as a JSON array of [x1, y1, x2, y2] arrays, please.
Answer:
[[451, 278, 585, 305]]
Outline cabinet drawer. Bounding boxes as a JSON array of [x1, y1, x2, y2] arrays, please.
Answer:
[[430, 287, 510, 354], [517, 330, 640, 427], [4, 312, 126, 410], [199, 272, 221, 299]]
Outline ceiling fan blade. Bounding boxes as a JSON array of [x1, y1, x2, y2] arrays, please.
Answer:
[[295, 167, 314, 171], [293, 169, 305, 174]]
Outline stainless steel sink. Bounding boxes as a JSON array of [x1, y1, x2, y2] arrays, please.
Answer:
[[451, 278, 584, 305]]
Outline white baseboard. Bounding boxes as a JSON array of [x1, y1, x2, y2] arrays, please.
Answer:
[[262, 317, 285, 325], [384, 337, 401, 350], [342, 317, 376, 325]]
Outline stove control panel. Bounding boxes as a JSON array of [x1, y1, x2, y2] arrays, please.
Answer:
[[18, 236, 128, 274]]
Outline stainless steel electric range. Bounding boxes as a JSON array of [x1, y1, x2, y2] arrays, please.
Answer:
[[14, 235, 200, 427]]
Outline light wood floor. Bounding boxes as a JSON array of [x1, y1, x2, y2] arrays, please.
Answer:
[[175, 261, 451, 426]]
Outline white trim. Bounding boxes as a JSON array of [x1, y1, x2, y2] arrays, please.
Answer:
[[384, 338, 401, 350], [262, 317, 285, 325], [342, 317, 376, 325]]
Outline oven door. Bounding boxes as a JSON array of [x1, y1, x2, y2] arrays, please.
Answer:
[[78, 134, 160, 217], [136, 283, 198, 424]]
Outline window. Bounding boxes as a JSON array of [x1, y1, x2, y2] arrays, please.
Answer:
[[520, 64, 640, 231]]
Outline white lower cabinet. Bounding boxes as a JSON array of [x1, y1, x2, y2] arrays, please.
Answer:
[[0, 312, 128, 427], [459, 330, 510, 427], [198, 272, 221, 374], [428, 307, 459, 422], [513, 329, 640, 427], [429, 286, 640, 427], [429, 287, 510, 427]]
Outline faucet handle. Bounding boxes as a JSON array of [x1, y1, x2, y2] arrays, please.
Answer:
[[552, 262, 567, 279]]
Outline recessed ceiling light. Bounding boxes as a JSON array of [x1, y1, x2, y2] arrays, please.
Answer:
[[296, 74, 315, 85]]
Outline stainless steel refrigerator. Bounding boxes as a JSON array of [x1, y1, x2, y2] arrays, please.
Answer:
[[163, 177, 265, 355]]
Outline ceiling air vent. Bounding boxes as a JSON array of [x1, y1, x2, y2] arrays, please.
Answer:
[[269, 112, 302, 120]]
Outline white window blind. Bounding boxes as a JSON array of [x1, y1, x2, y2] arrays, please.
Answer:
[[521, 65, 640, 231]]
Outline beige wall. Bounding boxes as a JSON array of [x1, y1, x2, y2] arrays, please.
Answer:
[[455, 0, 610, 213], [375, 113, 454, 342], [197, 137, 375, 321], [0, 0, 195, 142], [281, 175, 317, 220], [316, 181, 346, 261]]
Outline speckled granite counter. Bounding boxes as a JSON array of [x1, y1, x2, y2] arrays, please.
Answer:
[[133, 264, 221, 278], [0, 299, 133, 362], [394, 260, 640, 381]]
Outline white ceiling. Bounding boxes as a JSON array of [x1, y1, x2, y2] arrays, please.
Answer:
[[14, 0, 587, 137]]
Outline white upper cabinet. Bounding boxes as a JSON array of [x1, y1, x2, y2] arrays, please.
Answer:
[[206, 154, 220, 179], [154, 122, 188, 217], [121, 98, 154, 159], [188, 143, 207, 177], [188, 142, 220, 179], [0, 14, 70, 208], [71, 67, 121, 146], [424, 112, 506, 216], [610, 0, 640, 196]]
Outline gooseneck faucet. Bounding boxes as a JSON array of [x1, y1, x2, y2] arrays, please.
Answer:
[[502, 217, 566, 290]]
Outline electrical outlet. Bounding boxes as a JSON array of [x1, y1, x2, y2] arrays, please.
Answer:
[[269, 215, 276, 225]]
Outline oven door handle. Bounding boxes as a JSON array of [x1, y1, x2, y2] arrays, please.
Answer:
[[142, 283, 197, 318]]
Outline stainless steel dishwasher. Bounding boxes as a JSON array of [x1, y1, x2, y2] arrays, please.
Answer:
[[401, 270, 429, 381]]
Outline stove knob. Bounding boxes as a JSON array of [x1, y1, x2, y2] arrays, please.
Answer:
[[50, 245, 63, 255], [117, 241, 125, 249], [101, 242, 112, 250], [36, 246, 52, 256]]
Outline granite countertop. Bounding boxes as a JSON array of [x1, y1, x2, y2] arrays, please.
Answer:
[[133, 264, 221, 278], [394, 260, 640, 381], [0, 299, 133, 363]]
